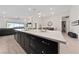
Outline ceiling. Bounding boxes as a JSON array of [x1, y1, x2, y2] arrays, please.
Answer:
[[0, 5, 72, 17]]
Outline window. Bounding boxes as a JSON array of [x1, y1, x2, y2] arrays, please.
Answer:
[[7, 22, 25, 29]]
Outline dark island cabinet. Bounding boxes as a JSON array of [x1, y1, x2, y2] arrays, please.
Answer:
[[14, 31, 58, 54], [14, 31, 31, 53], [29, 35, 58, 54]]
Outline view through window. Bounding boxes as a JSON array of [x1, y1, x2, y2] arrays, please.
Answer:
[[7, 22, 25, 29]]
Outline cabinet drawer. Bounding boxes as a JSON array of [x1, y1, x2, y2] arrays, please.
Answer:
[[30, 35, 57, 46], [30, 35, 43, 42]]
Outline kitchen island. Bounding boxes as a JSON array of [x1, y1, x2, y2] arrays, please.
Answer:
[[14, 29, 66, 54]]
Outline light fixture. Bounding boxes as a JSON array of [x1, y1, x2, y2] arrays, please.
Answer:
[[38, 15, 41, 18], [38, 11, 42, 15], [28, 8, 32, 11], [50, 8, 53, 11], [49, 8, 55, 16]]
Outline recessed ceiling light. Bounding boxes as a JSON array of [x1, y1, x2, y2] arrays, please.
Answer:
[[28, 8, 31, 11], [39, 15, 41, 17], [38, 11, 42, 16], [50, 8, 53, 11]]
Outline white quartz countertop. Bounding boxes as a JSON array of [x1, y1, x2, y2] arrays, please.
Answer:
[[15, 29, 66, 44]]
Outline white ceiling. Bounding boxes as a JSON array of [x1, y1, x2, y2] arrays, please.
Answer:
[[0, 5, 72, 17]]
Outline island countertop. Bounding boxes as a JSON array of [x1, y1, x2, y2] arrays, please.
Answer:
[[15, 29, 66, 44]]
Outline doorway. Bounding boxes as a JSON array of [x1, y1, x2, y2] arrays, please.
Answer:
[[62, 21, 66, 32], [62, 16, 70, 33]]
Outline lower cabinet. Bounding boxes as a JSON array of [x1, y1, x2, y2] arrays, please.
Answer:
[[29, 36, 58, 54], [14, 31, 58, 54]]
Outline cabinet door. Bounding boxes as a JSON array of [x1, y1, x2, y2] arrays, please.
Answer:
[[40, 39, 58, 54], [29, 36, 44, 54], [24, 34, 31, 53], [20, 33, 25, 49], [16, 32, 21, 44], [14, 33, 18, 41], [14, 32, 31, 53]]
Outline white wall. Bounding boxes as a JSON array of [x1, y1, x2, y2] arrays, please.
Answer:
[[0, 19, 6, 28], [0, 18, 26, 28], [41, 16, 62, 31], [35, 5, 71, 31], [70, 6, 79, 39], [0, 5, 71, 31]]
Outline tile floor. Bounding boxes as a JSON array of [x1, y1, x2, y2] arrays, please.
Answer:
[[0, 35, 25, 54], [0, 34, 79, 54], [60, 33, 79, 54]]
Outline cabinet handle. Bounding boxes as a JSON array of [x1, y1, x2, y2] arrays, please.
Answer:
[[41, 41, 50, 45]]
